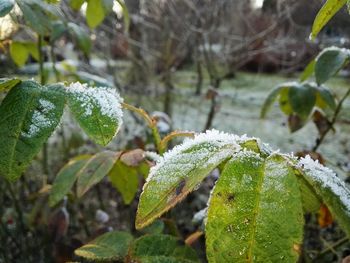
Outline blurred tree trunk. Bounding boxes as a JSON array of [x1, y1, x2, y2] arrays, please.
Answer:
[[194, 39, 203, 96], [124, 0, 150, 88], [163, 70, 174, 117], [195, 59, 203, 96]]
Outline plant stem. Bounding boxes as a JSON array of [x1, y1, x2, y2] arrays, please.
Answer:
[[38, 35, 45, 85], [50, 42, 60, 82], [121, 102, 164, 154], [315, 236, 349, 260], [313, 87, 350, 151], [38, 35, 49, 177], [160, 131, 194, 152]]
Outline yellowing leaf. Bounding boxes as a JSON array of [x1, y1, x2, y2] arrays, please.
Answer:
[[86, 0, 105, 29], [311, 0, 346, 40], [76, 151, 120, 197], [75, 231, 133, 261], [10, 42, 29, 67], [109, 161, 139, 205]]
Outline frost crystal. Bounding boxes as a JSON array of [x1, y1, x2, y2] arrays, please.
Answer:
[[67, 82, 123, 126], [145, 130, 248, 189], [22, 99, 56, 138], [299, 155, 350, 214], [317, 46, 350, 59]]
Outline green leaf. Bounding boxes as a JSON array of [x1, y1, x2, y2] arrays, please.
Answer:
[[300, 59, 315, 82], [69, 0, 85, 10], [102, 0, 113, 13], [0, 0, 14, 17], [279, 87, 293, 115], [24, 42, 39, 61], [108, 161, 139, 205], [0, 78, 21, 92], [0, 81, 65, 181], [10, 42, 29, 67], [298, 156, 350, 237], [49, 155, 91, 207], [206, 153, 304, 262], [51, 20, 67, 42], [316, 86, 336, 110], [296, 174, 321, 213], [288, 83, 316, 119], [76, 151, 120, 197], [139, 220, 165, 235], [136, 130, 242, 229], [67, 22, 91, 56], [75, 231, 133, 261], [16, 0, 52, 35], [288, 114, 306, 133], [66, 82, 123, 146], [311, 0, 346, 40], [260, 85, 283, 118], [315, 47, 350, 85], [128, 234, 199, 263], [86, 0, 105, 29], [75, 71, 113, 87]]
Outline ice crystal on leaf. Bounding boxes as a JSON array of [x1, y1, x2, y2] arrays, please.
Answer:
[[22, 99, 57, 138], [66, 82, 124, 145], [299, 155, 350, 215], [145, 130, 244, 186], [67, 82, 123, 122]]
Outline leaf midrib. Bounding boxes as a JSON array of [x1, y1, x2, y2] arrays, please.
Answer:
[[8, 89, 40, 178], [138, 144, 234, 227], [246, 161, 266, 262]]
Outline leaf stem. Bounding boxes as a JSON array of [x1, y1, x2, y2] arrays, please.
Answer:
[[121, 102, 164, 154], [313, 87, 350, 151], [160, 131, 195, 152], [50, 42, 60, 82], [38, 35, 45, 85], [38, 34, 49, 177]]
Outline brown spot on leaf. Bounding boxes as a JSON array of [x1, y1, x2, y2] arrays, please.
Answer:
[[176, 179, 186, 196], [293, 243, 301, 254], [227, 194, 235, 202]]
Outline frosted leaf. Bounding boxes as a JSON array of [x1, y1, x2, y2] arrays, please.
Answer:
[[22, 99, 56, 138], [67, 82, 123, 119], [144, 151, 161, 162], [298, 155, 350, 236], [0, 81, 65, 181], [206, 153, 303, 262], [66, 82, 124, 145], [316, 46, 350, 57], [136, 130, 252, 229], [299, 155, 350, 216], [146, 129, 244, 185]]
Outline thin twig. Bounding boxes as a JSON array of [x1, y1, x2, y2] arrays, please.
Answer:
[[161, 131, 195, 152], [121, 102, 163, 154], [313, 88, 350, 151]]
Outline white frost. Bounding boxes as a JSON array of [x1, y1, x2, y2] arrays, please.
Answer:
[[22, 99, 56, 138], [145, 130, 252, 190], [299, 155, 350, 215], [67, 82, 123, 128]]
